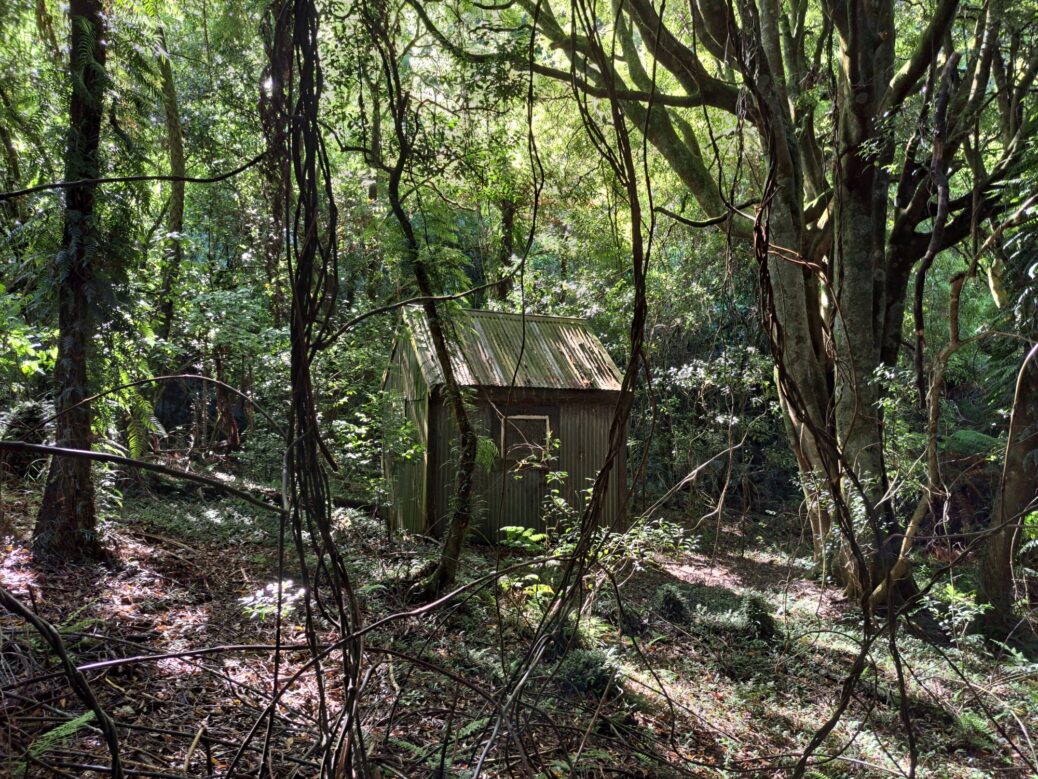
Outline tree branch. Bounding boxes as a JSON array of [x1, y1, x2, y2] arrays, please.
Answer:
[[0, 442, 281, 513], [882, 0, 960, 116], [0, 150, 268, 202], [655, 200, 758, 228]]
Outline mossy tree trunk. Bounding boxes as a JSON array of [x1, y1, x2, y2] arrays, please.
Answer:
[[156, 25, 185, 343], [979, 347, 1038, 632]]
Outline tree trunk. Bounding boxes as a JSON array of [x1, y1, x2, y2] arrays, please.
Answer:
[[364, 2, 479, 599], [412, 291, 478, 600], [827, 0, 913, 604], [213, 349, 241, 451], [34, 0, 63, 69], [33, 0, 108, 562], [0, 109, 23, 228], [978, 345, 1038, 633], [258, 2, 292, 324], [495, 196, 516, 299], [766, 206, 839, 576], [156, 25, 185, 342]]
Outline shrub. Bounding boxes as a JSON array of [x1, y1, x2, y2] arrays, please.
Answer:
[[543, 617, 584, 661], [741, 594, 778, 641], [556, 649, 618, 698], [0, 401, 47, 479], [654, 584, 691, 624], [598, 600, 647, 636]]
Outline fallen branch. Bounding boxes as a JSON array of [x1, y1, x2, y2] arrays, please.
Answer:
[[0, 442, 280, 514]]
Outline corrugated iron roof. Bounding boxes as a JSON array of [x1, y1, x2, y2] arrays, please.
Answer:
[[403, 307, 624, 392]]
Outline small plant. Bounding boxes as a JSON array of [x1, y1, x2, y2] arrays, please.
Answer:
[[654, 584, 691, 624], [499, 571, 555, 603], [12, 711, 96, 777], [741, 594, 778, 641], [1024, 510, 1038, 538], [456, 647, 505, 684], [931, 583, 991, 647], [625, 517, 699, 558], [599, 600, 648, 636], [954, 710, 997, 751], [543, 617, 585, 661], [556, 648, 619, 698], [500, 525, 547, 552], [475, 435, 500, 471]]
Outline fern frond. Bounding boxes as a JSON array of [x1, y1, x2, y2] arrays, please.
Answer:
[[28, 712, 95, 759]]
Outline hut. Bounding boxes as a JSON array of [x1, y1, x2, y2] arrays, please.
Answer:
[[382, 307, 628, 542]]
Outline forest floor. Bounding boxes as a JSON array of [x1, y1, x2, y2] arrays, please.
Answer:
[[2, 482, 1037, 777]]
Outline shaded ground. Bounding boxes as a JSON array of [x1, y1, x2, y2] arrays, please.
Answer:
[[2, 484, 1036, 777], [2, 494, 332, 776]]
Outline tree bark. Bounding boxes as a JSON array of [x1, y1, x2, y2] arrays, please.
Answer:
[[495, 196, 517, 299], [0, 100, 23, 227], [258, 1, 293, 324], [825, 0, 924, 603], [414, 296, 478, 599], [766, 202, 839, 575], [363, 2, 479, 600], [213, 349, 242, 451], [34, 0, 63, 69], [33, 0, 108, 562]]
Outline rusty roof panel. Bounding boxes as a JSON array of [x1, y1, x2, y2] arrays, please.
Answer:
[[403, 307, 623, 392]]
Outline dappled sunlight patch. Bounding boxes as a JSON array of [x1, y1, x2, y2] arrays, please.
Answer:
[[99, 580, 150, 623], [238, 579, 307, 622], [1, 501, 329, 775], [661, 558, 748, 591], [124, 496, 280, 545], [154, 655, 204, 676], [152, 605, 211, 643], [0, 543, 39, 596]]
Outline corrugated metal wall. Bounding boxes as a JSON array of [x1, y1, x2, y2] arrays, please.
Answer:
[[557, 399, 625, 533], [383, 335, 429, 534], [425, 393, 625, 542]]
